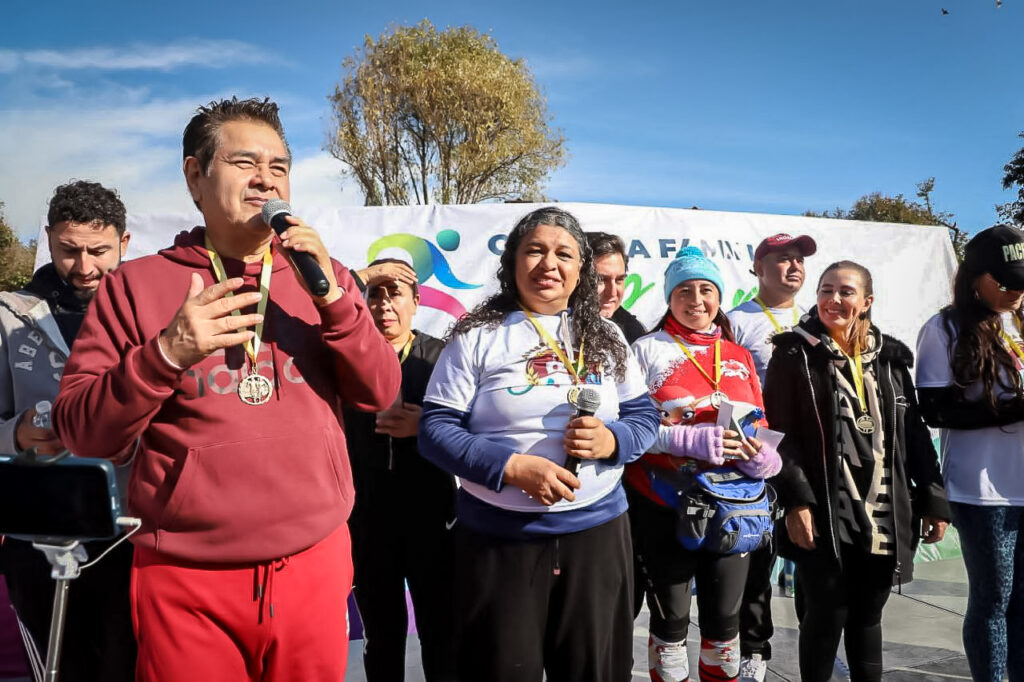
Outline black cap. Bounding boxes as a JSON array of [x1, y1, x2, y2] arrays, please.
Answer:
[[965, 224, 1024, 290]]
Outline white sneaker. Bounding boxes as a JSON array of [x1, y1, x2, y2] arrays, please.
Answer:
[[739, 653, 768, 682], [649, 634, 690, 682]]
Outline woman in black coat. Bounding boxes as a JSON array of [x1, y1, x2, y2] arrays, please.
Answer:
[[763, 260, 949, 682]]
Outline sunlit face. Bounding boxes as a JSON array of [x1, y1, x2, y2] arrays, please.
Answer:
[[755, 246, 805, 296], [975, 272, 1024, 314], [594, 252, 627, 318], [514, 224, 582, 315], [184, 120, 290, 237], [669, 279, 720, 331], [367, 280, 419, 343], [817, 268, 873, 338], [47, 220, 130, 300]]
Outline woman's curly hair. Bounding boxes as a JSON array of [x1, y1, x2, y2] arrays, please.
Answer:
[[448, 206, 628, 381], [943, 252, 1024, 408]]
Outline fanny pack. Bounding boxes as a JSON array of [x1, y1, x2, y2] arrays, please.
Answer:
[[646, 463, 777, 555]]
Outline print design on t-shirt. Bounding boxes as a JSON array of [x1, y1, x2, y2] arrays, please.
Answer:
[[520, 342, 602, 388]]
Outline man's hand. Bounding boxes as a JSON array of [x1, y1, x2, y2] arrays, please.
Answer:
[[564, 416, 617, 460], [921, 516, 948, 544], [358, 261, 417, 291], [277, 217, 342, 305], [375, 403, 422, 439], [503, 454, 581, 506], [158, 273, 263, 369], [15, 408, 64, 455], [786, 505, 817, 550]]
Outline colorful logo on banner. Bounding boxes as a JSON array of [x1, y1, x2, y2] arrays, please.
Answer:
[[366, 229, 481, 318]]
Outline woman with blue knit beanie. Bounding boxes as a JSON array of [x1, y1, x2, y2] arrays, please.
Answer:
[[627, 246, 781, 682]]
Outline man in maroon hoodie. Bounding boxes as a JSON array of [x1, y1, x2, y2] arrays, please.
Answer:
[[52, 97, 402, 681]]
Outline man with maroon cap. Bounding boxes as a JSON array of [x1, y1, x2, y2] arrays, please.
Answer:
[[727, 232, 816, 682]]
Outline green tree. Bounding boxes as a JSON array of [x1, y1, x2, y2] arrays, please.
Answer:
[[0, 202, 36, 292], [326, 20, 567, 205], [998, 132, 1024, 225], [805, 178, 966, 260]]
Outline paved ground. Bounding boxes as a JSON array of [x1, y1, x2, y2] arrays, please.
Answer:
[[0, 557, 969, 681], [344, 558, 971, 681]]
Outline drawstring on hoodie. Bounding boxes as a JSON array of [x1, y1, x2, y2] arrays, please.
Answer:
[[253, 557, 289, 623]]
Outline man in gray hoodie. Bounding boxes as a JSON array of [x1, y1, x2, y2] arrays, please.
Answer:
[[0, 180, 133, 681]]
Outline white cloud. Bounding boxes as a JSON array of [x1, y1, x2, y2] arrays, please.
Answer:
[[0, 98, 365, 242], [0, 40, 273, 74]]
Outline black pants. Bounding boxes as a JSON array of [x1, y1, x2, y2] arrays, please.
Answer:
[[1, 537, 136, 682], [631, 493, 749, 642], [454, 513, 634, 682], [794, 543, 894, 682], [350, 503, 456, 682], [738, 541, 776, 659]]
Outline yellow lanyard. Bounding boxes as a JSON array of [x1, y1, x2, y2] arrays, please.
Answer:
[[838, 348, 869, 414], [670, 335, 721, 393], [754, 297, 799, 333], [998, 317, 1024, 365], [397, 334, 415, 364], [205, 237, 272, 366], [520, 306, 585, 384]]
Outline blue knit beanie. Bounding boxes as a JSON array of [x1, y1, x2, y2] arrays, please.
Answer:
[[663, 246, 725, 303]]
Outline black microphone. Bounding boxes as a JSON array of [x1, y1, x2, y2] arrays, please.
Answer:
[[566, 386, 602, 476], [261, 200, 331, 297]]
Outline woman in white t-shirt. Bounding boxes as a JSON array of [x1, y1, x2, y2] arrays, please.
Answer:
[[916, 225, 1024, 682], [419, 207, 659, 682]]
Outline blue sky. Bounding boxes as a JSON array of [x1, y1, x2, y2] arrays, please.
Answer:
[[2, 0, 1022, 241]]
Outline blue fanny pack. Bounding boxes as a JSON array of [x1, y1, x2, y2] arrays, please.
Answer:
[[647, 464, 776, 555]]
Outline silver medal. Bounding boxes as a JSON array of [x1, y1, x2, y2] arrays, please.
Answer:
[[710, 391, 728, 409], [238, 372, 273, 406], [855, 414, 876, 434]]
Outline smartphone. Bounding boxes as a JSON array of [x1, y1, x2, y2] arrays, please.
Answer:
[[0, 456, 122, 542]]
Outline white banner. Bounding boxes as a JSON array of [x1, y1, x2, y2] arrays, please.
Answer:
[[37, 202, 958, 349]]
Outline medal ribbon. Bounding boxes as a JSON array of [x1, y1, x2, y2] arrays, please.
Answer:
[[838, 349, 869, 414], [204, 237, 272, 367], [670, 335, 722, 393], [397, 334, 415, 364], [520, 306, 585, 384], [998, 317, 1024, 366], [754, 297, 799, 333]]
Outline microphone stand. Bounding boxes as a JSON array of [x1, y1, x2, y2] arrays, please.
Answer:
[[31, 541, 87, 682]]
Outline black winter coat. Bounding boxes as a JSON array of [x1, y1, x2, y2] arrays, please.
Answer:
[[343, 332, 456, 521], [763, 315, 949, 584]]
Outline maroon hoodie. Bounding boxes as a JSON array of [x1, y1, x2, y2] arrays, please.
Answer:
[[53, 227, 401, 563]]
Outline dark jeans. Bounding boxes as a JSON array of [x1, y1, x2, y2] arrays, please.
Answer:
[[453, 514, 634, 682], [950, 501, 1024, 682], [631, 493, 749, 642], [794, 544, 894, 682]]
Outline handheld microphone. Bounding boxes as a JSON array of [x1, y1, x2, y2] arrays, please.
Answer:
[[261, 200, 331, 297], [565, 386, 602, 476]]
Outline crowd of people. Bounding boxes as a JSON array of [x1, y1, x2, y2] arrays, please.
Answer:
[[0, 95, 1021, 682]]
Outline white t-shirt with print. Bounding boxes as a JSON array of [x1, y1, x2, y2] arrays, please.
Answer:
[[727, 299, 805, 387], [424, 310, 649, 513], [916, 312, 1024, 506]]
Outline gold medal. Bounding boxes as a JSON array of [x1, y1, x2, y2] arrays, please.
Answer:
[[710, 390, 728, 408], [238, 372, 273, 406], [205, 237, 274, 406]]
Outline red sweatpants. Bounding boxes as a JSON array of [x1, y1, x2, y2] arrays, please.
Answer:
[[131, 524, 352, 682]]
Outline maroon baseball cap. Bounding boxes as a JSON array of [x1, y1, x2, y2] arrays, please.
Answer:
[[753, 233, 818, 262]]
